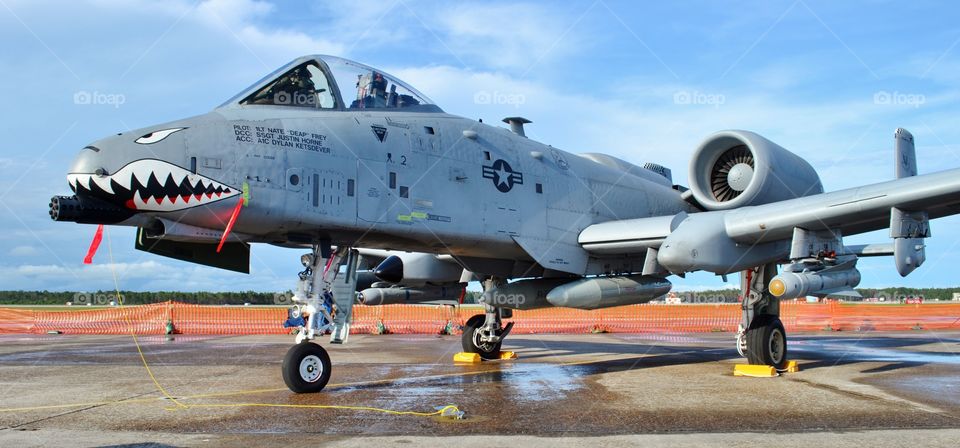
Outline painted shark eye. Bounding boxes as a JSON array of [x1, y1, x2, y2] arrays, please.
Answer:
[[135, 127, 187, 145]]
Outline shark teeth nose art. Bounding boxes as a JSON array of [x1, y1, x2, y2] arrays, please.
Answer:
[[67, 159, 238, 212]]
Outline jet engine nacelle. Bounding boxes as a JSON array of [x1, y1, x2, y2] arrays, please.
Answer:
[[688, 130, 823, 211]]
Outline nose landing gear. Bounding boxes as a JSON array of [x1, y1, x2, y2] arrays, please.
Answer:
[[281, 245, 358, 393], [282, 342, 332, 393]]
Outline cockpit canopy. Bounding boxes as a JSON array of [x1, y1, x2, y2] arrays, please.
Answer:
[[222, 56, 441, 113]]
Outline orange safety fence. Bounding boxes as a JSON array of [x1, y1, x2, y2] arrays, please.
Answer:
[[0, 301, 959, 335], [0, 303, 171, 335], [171, 303, 288, 335]]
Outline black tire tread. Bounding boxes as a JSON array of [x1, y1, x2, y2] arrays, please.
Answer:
[[282, 342, 332, 393], [461, 314, 501, 360], [745, 315, 787, 369]]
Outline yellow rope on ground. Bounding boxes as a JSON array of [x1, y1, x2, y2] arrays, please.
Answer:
[[105, 227, 186, 409]]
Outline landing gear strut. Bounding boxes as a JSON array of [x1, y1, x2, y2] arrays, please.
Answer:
[[461, 277, 514, 359], [281, 244, 358, 393], [736, 262, 788, 369]]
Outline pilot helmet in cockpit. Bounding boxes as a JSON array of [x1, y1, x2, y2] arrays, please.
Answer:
[[354, 71, 389, 108]]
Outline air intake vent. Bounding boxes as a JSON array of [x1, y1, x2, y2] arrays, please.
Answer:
[[642, 163, 672, 183]]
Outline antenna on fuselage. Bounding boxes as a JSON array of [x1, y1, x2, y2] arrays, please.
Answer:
[[502, 117, 532, 137]]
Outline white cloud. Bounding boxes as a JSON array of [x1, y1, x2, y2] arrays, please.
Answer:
[[10, 260, 172, 280], [0, 258, 292, 292], [7, 245, 38, 257], [194, 0, 274, 27], [193, 0, 346, 63], [433, 2, 587, 70]]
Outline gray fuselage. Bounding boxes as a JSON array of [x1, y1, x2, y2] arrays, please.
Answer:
[[69, 106, 693, 277]]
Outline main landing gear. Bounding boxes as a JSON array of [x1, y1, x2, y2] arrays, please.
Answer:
[[461, 277, 514, 359], [281, 244, 358, 393], [736, 263, 788, 369]]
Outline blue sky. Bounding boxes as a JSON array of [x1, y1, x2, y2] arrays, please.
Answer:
[[1, 0, 959, 293]]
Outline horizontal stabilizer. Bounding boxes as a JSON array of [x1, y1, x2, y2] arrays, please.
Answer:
[[844, 243, 894, 257]]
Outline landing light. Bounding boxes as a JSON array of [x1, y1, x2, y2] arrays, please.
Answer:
[[301, 253, 314, 268]]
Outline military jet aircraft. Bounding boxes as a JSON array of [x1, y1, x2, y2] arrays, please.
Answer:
[[50, 55, 960, 393]]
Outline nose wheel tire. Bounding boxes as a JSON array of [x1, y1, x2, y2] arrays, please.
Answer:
[[461, 314, 501, 360], [282, 342, 332, 393], [745, 315, 787, 369]]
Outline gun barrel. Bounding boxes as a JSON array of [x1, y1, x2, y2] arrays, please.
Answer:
[[49, 195, 132, 224]]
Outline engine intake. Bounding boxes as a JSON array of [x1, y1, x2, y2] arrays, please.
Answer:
[[689, 130, 823, 210]]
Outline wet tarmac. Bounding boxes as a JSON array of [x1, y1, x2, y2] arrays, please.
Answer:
[[1, 331, 960, 447]]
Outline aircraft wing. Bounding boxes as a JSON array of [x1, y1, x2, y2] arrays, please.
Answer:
[[724, 166, 960, 244], [581, 162, 960, 276]]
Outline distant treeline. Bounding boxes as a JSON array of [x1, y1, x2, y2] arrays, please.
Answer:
[[0, 287, 954, 305]]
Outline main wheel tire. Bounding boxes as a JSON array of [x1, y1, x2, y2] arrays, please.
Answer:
[[745, 315, 787, 369], [282, 342, 332, 393], [461, 314, 501, 360]]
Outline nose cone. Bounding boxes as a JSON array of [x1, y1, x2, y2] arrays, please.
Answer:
[[373, 255, 404, 284], [68, 146, 104, 177], [657, 240, 694, 274], [768, 277, 788, 297], [69, 125, 189, 175], [66, 132, 143, 195], [63, 121, 239, 213], [65, 136, 127, 198], [726, 163, 754, 192]]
